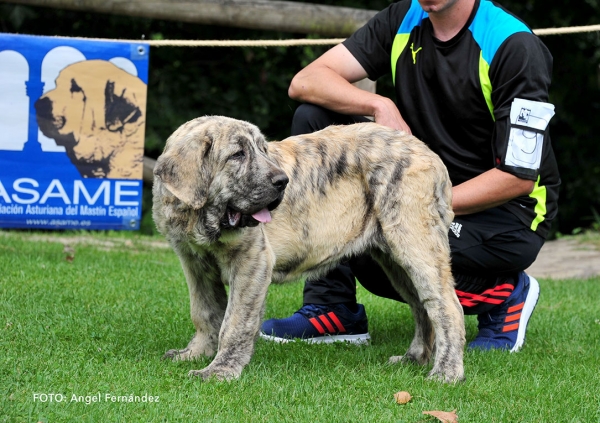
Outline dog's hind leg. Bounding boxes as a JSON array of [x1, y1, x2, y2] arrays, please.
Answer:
[[163, 246, 227, 361], [379, 236, 465, 383], [372, 253, 434, 365]]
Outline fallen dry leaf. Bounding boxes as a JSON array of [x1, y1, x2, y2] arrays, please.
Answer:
[[394, 391, 412, 404], [63, 244, 75, 262], [423, 409, 458, 423]]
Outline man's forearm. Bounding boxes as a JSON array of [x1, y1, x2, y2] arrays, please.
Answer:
[[289, 67, 411, 133], [289, 66, 380, 115], [452, 168, 535, 215], [288, 44, 412, 133]]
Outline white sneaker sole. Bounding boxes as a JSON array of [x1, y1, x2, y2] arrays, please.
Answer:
[[259, 332, 371, 345], [510, 274, 540, 353]]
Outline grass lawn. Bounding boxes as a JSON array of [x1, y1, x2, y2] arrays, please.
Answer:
[[1, 230, 599, 422]]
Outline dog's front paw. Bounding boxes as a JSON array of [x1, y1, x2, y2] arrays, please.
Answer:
[[388, 350, 429, 366], [163, 348, 198, 361], [426, 367, 465, 384], [387, 355, 404, 364], [427, 358, 465, 384], [188, 366, 241, 381]]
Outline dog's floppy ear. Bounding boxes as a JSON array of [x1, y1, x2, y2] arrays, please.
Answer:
[[154, 133, 213, 210], [104, 80, 143, 134]]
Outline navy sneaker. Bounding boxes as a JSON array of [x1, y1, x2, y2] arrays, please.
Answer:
[[260, 303, 370, 344], [468, 272, 540, 352]]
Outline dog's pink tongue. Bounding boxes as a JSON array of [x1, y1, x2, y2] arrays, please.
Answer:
[[252, 208, 272, 223]]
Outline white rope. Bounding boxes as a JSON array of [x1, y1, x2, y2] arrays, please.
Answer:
[[533, 24, 600, 36], [143, 38, 347, 47], [56, 24, 600, 48]]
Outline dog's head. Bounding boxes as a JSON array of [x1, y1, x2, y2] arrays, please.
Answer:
[[35, 60, 147, 178], [154, 116, 288, 235]]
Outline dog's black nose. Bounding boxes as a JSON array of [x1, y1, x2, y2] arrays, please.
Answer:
[[35, 96, 66, 137], [35, 96, 53, 120], [272, 173, 289, 192]]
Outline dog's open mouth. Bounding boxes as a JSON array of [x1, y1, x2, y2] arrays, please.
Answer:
[[222, 189, 285, 229], [226, 207, 271, 227], [222, 195, 283, 229]]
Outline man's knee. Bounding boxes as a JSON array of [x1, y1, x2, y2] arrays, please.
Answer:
[[291, 104, 371, 136], [291, 104, 333, 136]]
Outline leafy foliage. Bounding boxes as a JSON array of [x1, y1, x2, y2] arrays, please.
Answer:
[[1, 0, 598, 234]]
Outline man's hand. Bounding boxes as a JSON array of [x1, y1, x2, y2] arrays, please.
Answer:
[[371, 96, 412, 134]]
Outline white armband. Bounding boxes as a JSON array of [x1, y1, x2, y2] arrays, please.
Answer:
[[505, 98, 555, 171]]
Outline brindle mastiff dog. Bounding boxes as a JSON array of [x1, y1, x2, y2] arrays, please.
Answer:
[[152, 116, 465, 383]]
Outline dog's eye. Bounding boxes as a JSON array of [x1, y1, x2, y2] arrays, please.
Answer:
[[229, 151, 245, 161]]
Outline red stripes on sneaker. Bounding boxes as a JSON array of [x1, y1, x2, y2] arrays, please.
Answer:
[[318, 315, 335, 333], [309, 312, 346, 334], [327, 312, 346, 332], [507, 303, 524, 313], [309, 318, 325, 334], [502, 302, 524, 332], [456, 283, 515, 308]]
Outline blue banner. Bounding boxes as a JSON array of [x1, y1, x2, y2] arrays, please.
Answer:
[[0, 33, 149, 230]]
